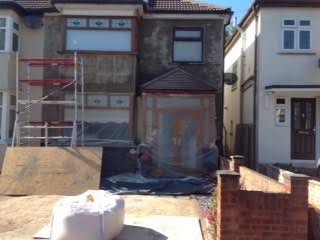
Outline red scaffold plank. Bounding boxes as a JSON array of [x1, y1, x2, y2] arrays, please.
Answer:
[[29, 121, 77, 126], [20, 79, 74, 86], [19, 58, 78, 67]]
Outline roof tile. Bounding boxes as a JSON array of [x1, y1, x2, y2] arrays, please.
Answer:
[[141, 67, 216, 91]]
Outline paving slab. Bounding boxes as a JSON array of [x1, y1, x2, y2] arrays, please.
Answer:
[[0, 195, 201, 240]]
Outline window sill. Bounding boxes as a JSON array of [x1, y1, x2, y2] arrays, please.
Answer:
[[278, 50, 316, 55], [62, 50, 138, 56], [170, 61, 206, 65]]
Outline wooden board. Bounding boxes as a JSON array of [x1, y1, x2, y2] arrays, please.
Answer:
[[0, 147, 102, 196]]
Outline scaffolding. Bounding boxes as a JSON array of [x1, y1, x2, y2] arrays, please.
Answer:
[[12, 52, 85, 147]]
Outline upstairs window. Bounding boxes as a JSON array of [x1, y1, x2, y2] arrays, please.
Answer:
[[0, 17, 19, 53], [65, 17, 135, 53], [0, 18, 6, 51], [282, 18, 311, 51], [173, 27, 203, 63]]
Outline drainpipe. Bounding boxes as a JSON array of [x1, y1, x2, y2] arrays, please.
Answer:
[[236, 25, 246, 124], [253, 5, 259, 170], [220, 13, 232, 158]]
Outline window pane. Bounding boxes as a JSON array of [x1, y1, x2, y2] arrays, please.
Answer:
[[276, 98, 286, 105], [111, 19, 132, 29], [9, 109, 15, 138], [110, 95, 130, 108], [13, 22, 19, 31], [175, 30, 201, 38], [300, 20, 311, 26], [12, 33, 18, 52], [0, 18, 6, 28], [283, 30, 295, 49], [66, 30, 132, 52], [89, 19, 109, 28], [284, 19, 295, 26], [67, 18, 87, 28], [10, 95, 16, 106], [173, 41, 202, 62], [299, 31, 310, 49], [0, 29, 5, 50], [87, 95, 108, 107]]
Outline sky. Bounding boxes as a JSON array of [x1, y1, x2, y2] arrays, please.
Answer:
[[206, 0, 255, 23]]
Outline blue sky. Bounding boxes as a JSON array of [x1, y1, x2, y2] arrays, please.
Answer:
[[206, 0, 254, 23]]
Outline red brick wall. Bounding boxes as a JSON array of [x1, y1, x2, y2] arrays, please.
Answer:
[[264, 164, 320, 240], [216, 160, 309, 240], [308, 180, 320, 240], [239, 167, 285, 193]]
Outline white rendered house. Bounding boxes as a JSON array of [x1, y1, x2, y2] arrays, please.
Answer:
[[224, 0, 320, 168]]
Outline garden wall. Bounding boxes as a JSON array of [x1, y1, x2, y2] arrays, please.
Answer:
[[216, 157, 309, 240], [265, 164, 320, 240]]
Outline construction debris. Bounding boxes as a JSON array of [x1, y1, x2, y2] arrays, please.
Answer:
[[51, 190, 125, 240]]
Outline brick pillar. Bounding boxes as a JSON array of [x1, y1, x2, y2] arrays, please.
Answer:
[[216, 170, 240, 240], [283, 173, 310, 240], [229, 155, 245, 172]]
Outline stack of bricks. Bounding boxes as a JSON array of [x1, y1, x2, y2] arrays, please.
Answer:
[[216, 156, 309, 240]]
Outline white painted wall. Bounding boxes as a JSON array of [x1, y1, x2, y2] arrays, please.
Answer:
[[257, 7, 320, 166], [224, 38, 241, 153], [224, 12, 258, 154], [0, 9, 45, 143]]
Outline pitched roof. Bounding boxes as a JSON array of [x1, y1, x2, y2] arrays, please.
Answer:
[[53, 0, 142, 4], [15, 0, 53, 9], [146, 0, 231, 14], [141, 67, 216, 91], [0, 0, 55, 13], [0, 0, 230, 14]]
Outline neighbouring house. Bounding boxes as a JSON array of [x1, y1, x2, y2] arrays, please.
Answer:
[[224, 0, 320, 169], [0, 0, 231, 175]]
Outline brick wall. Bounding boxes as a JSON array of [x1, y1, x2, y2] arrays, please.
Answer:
[[216, 158, 309, 240], [264, 164, 320, 240], [307, 180, 320, 240]]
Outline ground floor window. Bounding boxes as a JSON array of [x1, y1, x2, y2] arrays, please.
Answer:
[[64, 93, 133, 146]]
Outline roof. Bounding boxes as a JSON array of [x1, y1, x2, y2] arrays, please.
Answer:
[[0, 0, 55, 13], [225, 0, 320, 52], [146, 0, 231, 14], [0, 0, 231, 15], [141, 67, 216, 91], [53, 0, 142, 4]]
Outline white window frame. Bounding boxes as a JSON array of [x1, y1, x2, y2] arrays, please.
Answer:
[[0, 16, 16, 53], [281, 17, 312, 52], [274, 97, 289, 127]]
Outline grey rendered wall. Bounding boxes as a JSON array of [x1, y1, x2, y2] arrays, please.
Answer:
[[138, 18, 225, 143]]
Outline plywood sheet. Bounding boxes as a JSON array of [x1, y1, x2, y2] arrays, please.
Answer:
[[0, 147, 102, 195]]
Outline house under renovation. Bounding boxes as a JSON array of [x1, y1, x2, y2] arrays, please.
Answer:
[[0, 0, 231, 175]]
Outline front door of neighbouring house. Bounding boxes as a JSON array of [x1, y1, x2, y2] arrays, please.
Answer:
[[291, 98, 316, 160]]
